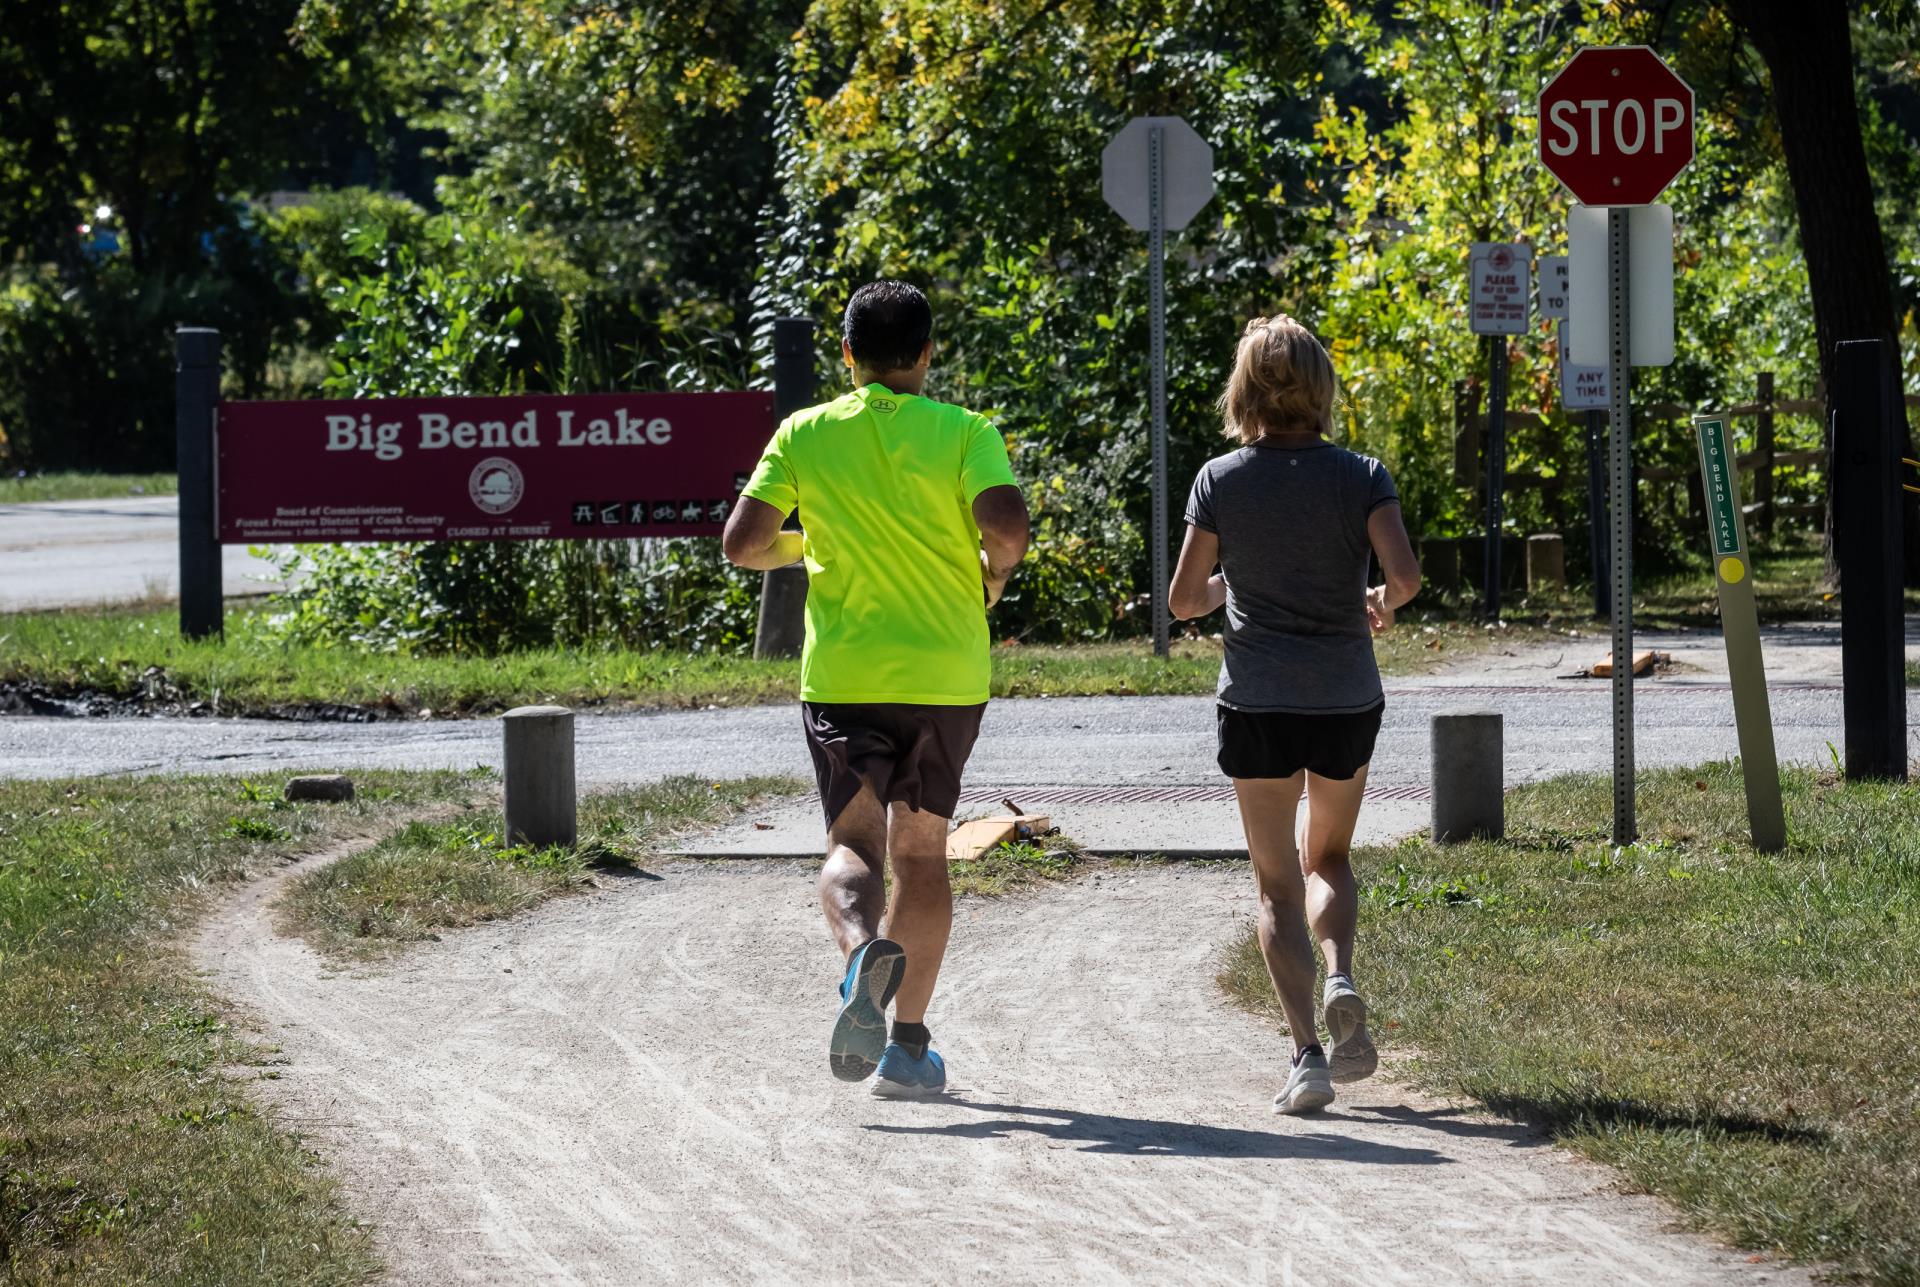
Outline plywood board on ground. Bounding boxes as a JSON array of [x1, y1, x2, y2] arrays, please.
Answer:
[[1592, 650, 1657, 678], [946, 815, 1052, 863]]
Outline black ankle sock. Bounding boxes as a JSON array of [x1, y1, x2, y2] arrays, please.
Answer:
[[1293, 1044, 1324, 1065], [891, 1020, 931, 1057]]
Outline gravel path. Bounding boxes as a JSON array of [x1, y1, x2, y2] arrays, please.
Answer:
[[198, 847, 1810, 1285]]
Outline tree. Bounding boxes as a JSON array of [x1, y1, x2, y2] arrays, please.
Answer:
[[1719, 0, 1920, 579]]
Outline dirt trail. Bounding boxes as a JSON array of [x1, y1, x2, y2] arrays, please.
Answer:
[[198, 854, 1808, 1286]]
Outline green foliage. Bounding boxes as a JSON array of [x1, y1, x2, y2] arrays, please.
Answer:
[[1299, 2, 1821, 562], [264, 538, 761, 654]]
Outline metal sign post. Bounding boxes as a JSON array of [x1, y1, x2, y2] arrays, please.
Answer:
[[1148, 124, 1170, 658], [1103, 116, 1215, 658], [1605, 208, 1636, 843], [1693, 414, 1786, 849], [1468, 242, 1530, 619], [1543, 45, 1694, 846], [1558, 319, 1612, 618]]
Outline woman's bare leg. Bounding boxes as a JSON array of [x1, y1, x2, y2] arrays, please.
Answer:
[[1231, 773, 1319, 1054], [1300, 765, 1368, 977]]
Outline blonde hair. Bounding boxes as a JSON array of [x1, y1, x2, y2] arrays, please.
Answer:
[[1217, 314, 1336, 444]]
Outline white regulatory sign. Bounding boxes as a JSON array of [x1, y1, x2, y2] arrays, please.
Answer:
[[1567, 203, 1674, 366], [1469, 242, 1532, 335], [1538, 255, 1570, 320], [1559, 321, 1609, 409]]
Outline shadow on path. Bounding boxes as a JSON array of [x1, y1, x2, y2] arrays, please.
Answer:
[[866, 1098, 1451, 1164]]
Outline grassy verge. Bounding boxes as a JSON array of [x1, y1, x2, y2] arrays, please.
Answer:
[[0, 768, 486, 1285], [1219, 763, 1920, 1282], [948, 832, 1085, 897], [1, 472, 176, 503], [281, 776, 800, 956], [0, 604, 1573, 719]]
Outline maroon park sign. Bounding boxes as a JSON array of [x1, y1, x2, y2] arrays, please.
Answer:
[[217, 391, 773, 544], [1539, 46, 1694, 207]]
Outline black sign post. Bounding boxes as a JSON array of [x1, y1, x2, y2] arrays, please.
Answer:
[[1832, 338, 1908, 781], [175, 327, 223, 640], [753, 317, 816, 660], [1584, 408, 1610, 618]]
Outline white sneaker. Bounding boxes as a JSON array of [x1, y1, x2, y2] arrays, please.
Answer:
[[1323, 973, 1378, 1084], [1274, 1049, 1335, 1115]]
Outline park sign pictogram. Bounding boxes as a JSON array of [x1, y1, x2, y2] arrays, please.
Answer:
[[1539, 46, 1693, 207]]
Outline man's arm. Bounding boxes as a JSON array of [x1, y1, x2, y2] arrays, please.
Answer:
[[722, 496, 804, 571], [1169, 524, 1227, 620], [971, 484, 1030, 608]]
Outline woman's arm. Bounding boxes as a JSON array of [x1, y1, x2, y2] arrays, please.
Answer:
[[1364, 501, 1421, 633], [1168, 524, 1227, 620]]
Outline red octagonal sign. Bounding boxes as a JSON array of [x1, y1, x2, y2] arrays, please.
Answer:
[[1539, 45, 1694, 207]]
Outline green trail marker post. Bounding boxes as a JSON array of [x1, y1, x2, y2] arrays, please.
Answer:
[[1692, 414, 1786, 852]]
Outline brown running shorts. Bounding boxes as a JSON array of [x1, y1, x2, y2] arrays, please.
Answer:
[[801, 702, 986, 827]]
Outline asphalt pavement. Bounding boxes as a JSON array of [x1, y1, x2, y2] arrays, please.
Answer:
[[0, 495, 283, 610], [0, 676, 1888, 854]]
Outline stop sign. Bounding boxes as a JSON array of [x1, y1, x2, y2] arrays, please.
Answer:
[[1539, 45, 1693, 206]]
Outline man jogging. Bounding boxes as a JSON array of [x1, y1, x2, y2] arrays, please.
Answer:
[[723, 281, 1030, 1097]]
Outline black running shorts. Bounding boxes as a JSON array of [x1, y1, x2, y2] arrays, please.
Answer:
[[801, 702, 986, 827], [1216, 702, 1385, 781]]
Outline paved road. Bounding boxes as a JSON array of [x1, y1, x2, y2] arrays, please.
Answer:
[[1, 676, 1887, 851], [0, 496, 283, 610], [0, 677, 1868, 786]]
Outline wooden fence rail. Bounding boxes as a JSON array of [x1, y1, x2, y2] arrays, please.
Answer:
[[1453, 371, 1920, 543]]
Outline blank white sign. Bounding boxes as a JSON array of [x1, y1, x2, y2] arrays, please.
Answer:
[[1568, 203, 1673, 366]]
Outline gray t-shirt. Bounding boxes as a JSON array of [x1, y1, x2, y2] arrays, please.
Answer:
[[1184, 441, 1399, 714]]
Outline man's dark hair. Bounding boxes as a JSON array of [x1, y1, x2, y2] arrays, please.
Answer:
[[842, 280, 932, 373]]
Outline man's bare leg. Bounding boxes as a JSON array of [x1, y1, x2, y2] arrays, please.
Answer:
[[1301, 766, 1376, 1082], [820, 785, 889, 957], [821, 785, 905, 1082], [880, 802, 952, 1024]]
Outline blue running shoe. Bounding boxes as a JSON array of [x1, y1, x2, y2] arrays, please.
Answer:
[[871, 1042, 946, 1098], [830, 938, 905, 1082]]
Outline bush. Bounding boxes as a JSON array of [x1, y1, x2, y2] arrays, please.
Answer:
[[0, 200, 304, 470], [263, 539, 760, 654]]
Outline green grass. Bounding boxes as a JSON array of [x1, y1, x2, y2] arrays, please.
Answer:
[[1, 472, 176, 503], [948, 832, 1085, 897], [280, 776, 800, 956], [0, 768, 486, 1285], [1219, 763, 1920, 1282], [1907, 660, 1918, 687], [0, 604, 1566, 718]]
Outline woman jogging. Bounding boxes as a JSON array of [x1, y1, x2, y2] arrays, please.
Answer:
[[1169, 314, 1420, 1115]]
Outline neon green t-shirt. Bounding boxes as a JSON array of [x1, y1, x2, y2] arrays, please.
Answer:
[[741, 383, 1018, 705]]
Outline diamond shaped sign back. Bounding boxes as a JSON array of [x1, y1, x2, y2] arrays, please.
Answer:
[[1539, 46, 1694, 207]]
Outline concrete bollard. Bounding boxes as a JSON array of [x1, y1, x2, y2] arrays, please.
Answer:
[[1431, 711, 1504, 843], [503, 705, 576, 849], [1527, 533, 1566, 594]]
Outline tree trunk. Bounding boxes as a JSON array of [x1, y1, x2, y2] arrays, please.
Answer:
[[1729, 0, 1920, 585]]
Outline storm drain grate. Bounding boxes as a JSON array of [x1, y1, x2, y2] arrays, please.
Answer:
[[956, 783, 1430, 805]]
